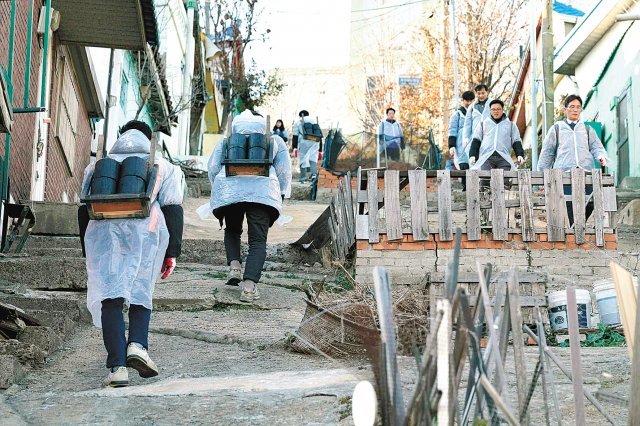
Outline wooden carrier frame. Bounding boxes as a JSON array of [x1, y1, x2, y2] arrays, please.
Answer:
[[80, 134, 159, 220], [221, 115, 275, 177]]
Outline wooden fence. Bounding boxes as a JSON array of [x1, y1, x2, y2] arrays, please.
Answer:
[[355, 168, 617, 247], [294, 172, 355, 263]]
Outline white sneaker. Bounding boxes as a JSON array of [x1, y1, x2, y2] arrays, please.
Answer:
[[239, 281, 260, 303], [126, 343, 159, 378], [103, 366, 129, 387]]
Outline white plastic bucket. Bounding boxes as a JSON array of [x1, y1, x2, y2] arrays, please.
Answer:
[[593, 277, 639, 326], [548, 289, 592, 331]]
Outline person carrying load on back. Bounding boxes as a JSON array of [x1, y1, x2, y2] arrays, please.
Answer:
[[208, 109, 292, 303], [469, 99, 525, 188], [293, 110, 322, 183], [537, 94, 609, 225], [377, 107, 405, 162], [448, 90, 475, 191], [79, 120, 185, 388]]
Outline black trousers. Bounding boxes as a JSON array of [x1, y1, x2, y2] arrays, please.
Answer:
[[458, 162, 469, 191], [101, 298, 151, 369], [384, 147, 401, 161], [480, 152, 512, 189], [564, 184, 594, 227], [223, 203, 272, 283]]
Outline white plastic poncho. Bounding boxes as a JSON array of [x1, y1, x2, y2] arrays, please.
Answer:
[[471, 116, 521, 170], [447, 108, 469, 166], [377, 119, 404, 151], [82, 130, 185, 327], [462, 98, 493, 156], [537, 120, 608, 172], [294, 116, 320, 168], [208, 113, 292, 217]]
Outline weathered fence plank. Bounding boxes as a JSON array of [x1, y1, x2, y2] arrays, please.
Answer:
[[567, 286, 587, 425], [437, 170, 453, 241], [544, 168, 566, 241], [384, 170, 403, 241], [508, 268, 528, 423], [408, 170, 429, 240], [490, 169, 507, 241], [367, 170, 379, 243], [592, 169, 605, 247], [466, 170, 481, 241], [517, 170, 535, 241], [571, 168, 586, 244], [344, 172, 355, 239]]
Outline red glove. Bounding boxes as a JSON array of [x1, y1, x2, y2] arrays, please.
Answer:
[[161, 258, 176, 279], [318, 151, 323, 161], [293, 148, 298, 158]]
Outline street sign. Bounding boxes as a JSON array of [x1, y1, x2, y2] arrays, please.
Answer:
[[399, 76, 421, 87]]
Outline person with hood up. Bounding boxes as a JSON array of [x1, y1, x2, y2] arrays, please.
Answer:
[[208, 109, 292, 303], [377, 107, 405, 162], [469, 99, 525, 186], [448, 90, 475, 190], [80, 120, 184, 388], [293, 110, 321, 182], [537, 94, 609, 225], [462, 84, 493, 151]]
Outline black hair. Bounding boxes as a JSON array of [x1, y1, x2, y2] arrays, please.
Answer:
[[386, 107, 396, 114], [273, 119, 285, 132], [299, 110, 309, 117], [474, 84, 489, 92], [489, 99, 504, 109], [564, 94, 583, 107], [462, 90, 475, 101], [250, 109, 263, 117], [119, 120, 152, 140]]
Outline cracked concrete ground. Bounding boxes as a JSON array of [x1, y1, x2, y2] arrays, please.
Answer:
[[1, 197, 637, 424]]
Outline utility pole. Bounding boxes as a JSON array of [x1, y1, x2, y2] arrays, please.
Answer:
[[440, 0, 450, 148], [204, 0, 211, 35], [530, 0, 539, 170], [182, 0, 196, 155], [541, 0, 555, 136], [449, 0, 459, 106]]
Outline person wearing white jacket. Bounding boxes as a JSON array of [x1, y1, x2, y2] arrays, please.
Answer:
[[81, 120, 185, 388], [448, 90, 475, 190], [293, 110, 321, 182], [537, 94, 608, 225], [462, 84, 493, 154], [469, 100, 525, 189], [208, 109, 292, 303]]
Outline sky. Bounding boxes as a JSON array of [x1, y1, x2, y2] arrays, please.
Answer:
[[246, 0, 351, 70]]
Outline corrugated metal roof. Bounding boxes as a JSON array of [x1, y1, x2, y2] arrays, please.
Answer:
[[51, 0, 158, 50], [554, 0, 637, 75]]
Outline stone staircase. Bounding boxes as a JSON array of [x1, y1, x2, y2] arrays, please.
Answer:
[[0, 234, 339, 392]]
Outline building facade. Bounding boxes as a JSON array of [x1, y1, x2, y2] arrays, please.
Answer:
[[554, 0, 640, 184]]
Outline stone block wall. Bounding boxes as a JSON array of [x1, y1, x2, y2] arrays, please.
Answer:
[[354, 233, 628, 293]]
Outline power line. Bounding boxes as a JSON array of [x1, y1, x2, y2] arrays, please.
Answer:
[[351, 0, 429, 13]]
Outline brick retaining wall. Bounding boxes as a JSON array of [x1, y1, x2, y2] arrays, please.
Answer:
[[355, 233, 625, 293]]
